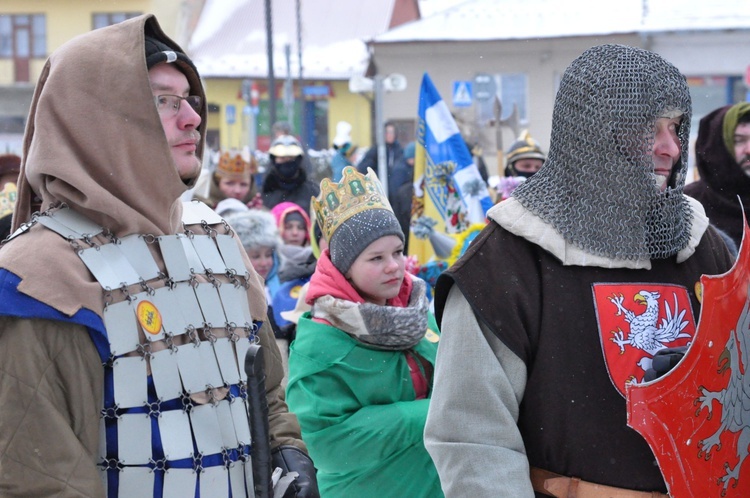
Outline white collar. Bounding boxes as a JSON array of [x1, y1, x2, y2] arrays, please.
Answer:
[[487, 195, 708, 270]]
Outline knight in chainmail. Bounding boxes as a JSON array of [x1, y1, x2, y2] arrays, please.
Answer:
[[0, 15, 318, 497], [424, 44, 735, 497]]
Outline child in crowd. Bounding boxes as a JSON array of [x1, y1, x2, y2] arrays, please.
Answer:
[[194, 149, 262, 210], [271, 201, 310, 247], [286, 167, 443, 497], [225, 209, 281, 303]]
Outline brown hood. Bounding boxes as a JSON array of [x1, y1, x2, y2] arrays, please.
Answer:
[[0, 15, 214, 317], [14, 15, 205, 234]]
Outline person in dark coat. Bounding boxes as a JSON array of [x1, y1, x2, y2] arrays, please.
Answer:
[[357, 121, 406, 205], [393, 141, 416, 254], [262, 134, 320, 211], [684, 102, 750, 249]]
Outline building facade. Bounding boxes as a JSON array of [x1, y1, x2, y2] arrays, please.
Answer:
[[0, 0, 192, 155]]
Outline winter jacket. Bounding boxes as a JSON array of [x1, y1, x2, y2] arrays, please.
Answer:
[[262, 163, 320, 212], [286, 251, 443, 497], [286, 313, 442, 498]]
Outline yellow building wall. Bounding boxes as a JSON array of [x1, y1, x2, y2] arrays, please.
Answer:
[[328, 80, 372, 148], [0, 0, 179, 84], [203, 78, 254, 151], [203, 77, 374, 152], [0, 60, 12, 85], [0, 0, 179, 53]]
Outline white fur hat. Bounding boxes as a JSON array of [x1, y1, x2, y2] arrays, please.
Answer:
[[332, 121, 352, 148], [226, 209, 280, 251]]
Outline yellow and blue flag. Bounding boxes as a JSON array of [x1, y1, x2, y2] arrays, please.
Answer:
[[408, 73, 492, 264]]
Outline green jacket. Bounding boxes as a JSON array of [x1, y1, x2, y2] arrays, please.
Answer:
[[286, 312, 443, 497]]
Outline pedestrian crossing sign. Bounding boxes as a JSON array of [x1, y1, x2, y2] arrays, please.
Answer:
[[452, 81, 473, 107]]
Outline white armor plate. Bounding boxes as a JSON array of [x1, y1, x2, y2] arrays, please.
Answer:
[[194, 283, 228, 327], [150, 286, 188, 336], [159, 234, 192, 282], [214, 337, 241, 385], [200, 465, 230, 497], [150, 348, 183, 400], [163, 468, 198, 498], [158, 409, 194, 460], [103, 299, 140, 355], [190, 403, 224, 455], [182, 200, 224, 226], [112, 355, 148, 408], [190, 235, 228, 275], [117, 234, 161, 281], [117, 413, 152, 464], [118, 466, 154, 497], [175, 343, 208, 394]]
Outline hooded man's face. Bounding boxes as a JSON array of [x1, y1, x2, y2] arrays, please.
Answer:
[[148, 63, 202, 181], [733, 122, 750, 177]]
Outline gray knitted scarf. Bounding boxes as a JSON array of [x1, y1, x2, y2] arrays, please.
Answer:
[[311, 278, 429, 350]]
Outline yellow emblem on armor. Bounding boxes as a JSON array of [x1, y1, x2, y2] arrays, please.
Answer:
[[311, 167, 393, 242], [137, 300, 162, 335], [694, 281, 703, 304], [425, 329, 440, 343]]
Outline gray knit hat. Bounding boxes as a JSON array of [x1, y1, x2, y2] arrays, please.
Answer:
[[329, 208, 404, 275], [226, 209, 280, 251]]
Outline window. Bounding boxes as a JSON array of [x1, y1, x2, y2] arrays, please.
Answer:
[[0, 14, 46, 58], [92, 13, 141, 30], [475, 73, 529, 126]]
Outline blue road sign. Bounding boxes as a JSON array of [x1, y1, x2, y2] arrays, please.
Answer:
[[452, 81, 473, 107]]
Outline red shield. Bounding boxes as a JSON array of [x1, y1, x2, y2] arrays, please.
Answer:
[[593, 283, 697, 397], [627, 222, 750, 497]]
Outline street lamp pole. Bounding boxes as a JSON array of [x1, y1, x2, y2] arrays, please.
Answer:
[[373, 74, 388, 197]]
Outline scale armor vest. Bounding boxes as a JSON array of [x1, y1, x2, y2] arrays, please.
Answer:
[[512, 44, 693, 261], [38, 201, 260, 497]]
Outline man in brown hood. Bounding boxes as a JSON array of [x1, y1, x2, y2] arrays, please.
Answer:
[[0, 15, 318, 498], [685, 102, 750, 250]]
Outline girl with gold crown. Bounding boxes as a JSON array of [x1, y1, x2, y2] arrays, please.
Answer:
[[285, 167, 443, 497]]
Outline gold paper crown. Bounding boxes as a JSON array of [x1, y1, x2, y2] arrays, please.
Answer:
[[312, 166, 393, 241], [216, 150, 253, 180], [0, 182, 17, 218]]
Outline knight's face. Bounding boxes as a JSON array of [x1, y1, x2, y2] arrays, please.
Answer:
[[650, 117, 682, 191]]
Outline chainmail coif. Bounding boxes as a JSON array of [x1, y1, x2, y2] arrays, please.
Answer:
[[513, 44, 693, 261]]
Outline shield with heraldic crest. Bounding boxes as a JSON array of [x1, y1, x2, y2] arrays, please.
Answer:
[[627, 220, 750, 498], [592, 283, 697, 397]]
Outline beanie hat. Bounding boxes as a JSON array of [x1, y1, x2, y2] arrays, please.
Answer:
[[722, 102, 750, 156], [284, 210, 306, 225], [226, 209, 280, 252], [144, 34, 203, 108], [329, 208, 404, 275], [145, 35, 199, 75]]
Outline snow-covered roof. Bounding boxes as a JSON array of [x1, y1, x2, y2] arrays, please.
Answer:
[[188, 0, 397, 80], [374, 0, 750, 43]]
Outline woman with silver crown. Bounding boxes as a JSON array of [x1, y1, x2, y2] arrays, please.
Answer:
[[285, 167, 444, 497]]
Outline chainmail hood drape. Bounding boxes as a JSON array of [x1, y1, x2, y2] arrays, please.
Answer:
[[512, 44, 693, 261]]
